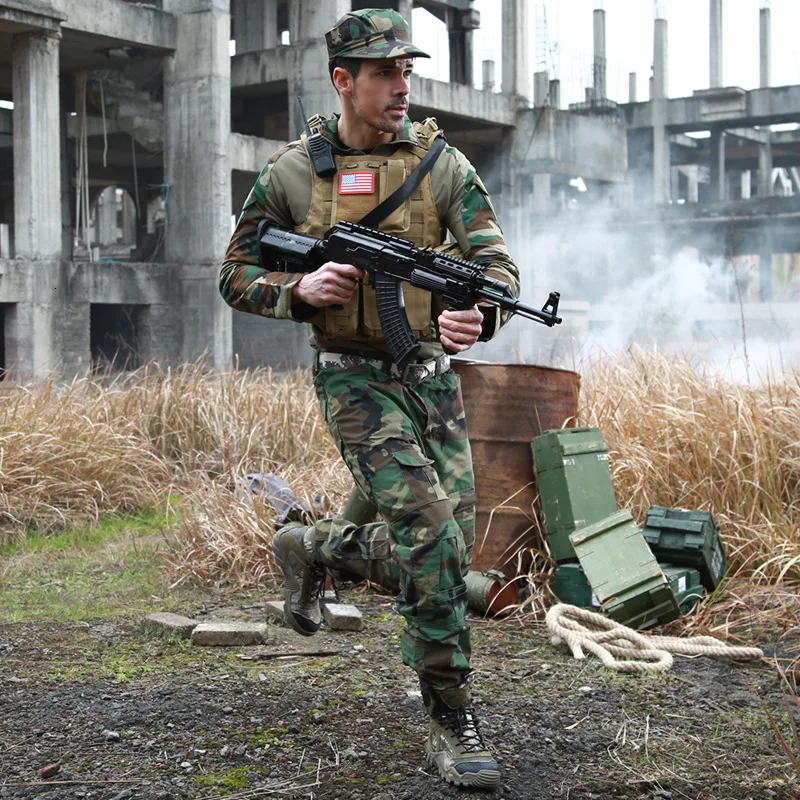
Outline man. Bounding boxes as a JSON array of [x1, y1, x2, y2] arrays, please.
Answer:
[[219, 8, 519, 790]]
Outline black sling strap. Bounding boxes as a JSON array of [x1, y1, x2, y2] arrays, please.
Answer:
[[358, 134, 446, 229]]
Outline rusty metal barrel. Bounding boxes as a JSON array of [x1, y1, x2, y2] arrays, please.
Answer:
[[451, 360, 581, 579]]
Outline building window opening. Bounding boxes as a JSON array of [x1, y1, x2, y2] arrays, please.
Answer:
[[90, 304, 143, 373]]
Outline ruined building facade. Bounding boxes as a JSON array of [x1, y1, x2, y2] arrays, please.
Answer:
[[2, 0, 798, 377]]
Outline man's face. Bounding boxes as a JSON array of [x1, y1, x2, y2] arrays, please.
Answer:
[[337, 58, 413, 135]]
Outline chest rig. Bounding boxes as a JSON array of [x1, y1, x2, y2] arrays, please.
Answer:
[[297, 117, 445, 343]]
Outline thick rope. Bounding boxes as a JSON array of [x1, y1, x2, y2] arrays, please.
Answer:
[[545, 604, 763, 673]]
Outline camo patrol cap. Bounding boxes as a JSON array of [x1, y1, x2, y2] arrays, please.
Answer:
[[325, 8, 430, 60]]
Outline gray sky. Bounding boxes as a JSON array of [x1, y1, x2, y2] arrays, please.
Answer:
[[413, 0, 800, 106]]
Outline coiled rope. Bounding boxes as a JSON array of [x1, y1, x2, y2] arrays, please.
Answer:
[[545, 604, 763, 672]]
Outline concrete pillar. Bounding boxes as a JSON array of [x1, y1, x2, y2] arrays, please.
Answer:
[[629, 72, 637, 103], [163, 0, 232, 369], [448, 7, 479, 86], [482, 59, 495, 92], [287, 0, 348, 139], [549, 78, 561, 109], [12, 31, 61, 260], [534, 70, 549, 107], [740, 170, 751, 200], [653, 18, 668, 99], [502, 0, 530, 102], [760, 6, 771, 88], [232, 0, 279, 53], [652, 18, 669, 204], [758, 136, 773, 198], [290, 0, 349, 45], [397, 0, 413, 36], [593, 8, 606, 101], [710, 0, 723, 88], [710, 130, 726, 202], [687, 165, 699, 203]]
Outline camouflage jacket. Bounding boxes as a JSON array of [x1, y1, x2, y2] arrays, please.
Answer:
[[219, 115, 520, 355]]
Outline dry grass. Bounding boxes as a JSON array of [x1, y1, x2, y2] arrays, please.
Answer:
[[1, 350, 798, 634], [581, 347, 799, 585]]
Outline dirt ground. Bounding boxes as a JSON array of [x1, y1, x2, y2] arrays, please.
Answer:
[[0, 582, 797, 800]]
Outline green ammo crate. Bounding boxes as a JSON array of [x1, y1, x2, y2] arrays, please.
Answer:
[[569, 509, 680, 628], [553, 562, 704, 618], [661, 564, 704, 614], [531, 427, 618, 563], [552, 563, 596, 608], [642, 506, 727, 591]]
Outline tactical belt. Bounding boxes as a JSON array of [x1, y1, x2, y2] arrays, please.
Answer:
[[314, 351, 450, 384]]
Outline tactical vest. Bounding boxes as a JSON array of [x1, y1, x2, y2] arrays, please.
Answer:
[[297, 117, 445, 343]]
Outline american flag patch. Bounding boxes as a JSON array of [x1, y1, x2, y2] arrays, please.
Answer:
[[339, 172, 375, 195]]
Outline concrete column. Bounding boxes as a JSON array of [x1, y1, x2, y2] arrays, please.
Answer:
[[482, 59, 495, 92], [534, 70, 549, 107], [502, 0, 530, 102], [740, 170, 751, 200], [687, 165, 699, 203], [758, 135, 773, 197], [290, 0, 349, 45], [760, 6, 771, 88], [593, 8, 606, 101], [629, 72, 637, 103], [232, 0, 279, 53], [12, 31, 61, 260], [287, 0, 349, 139], [710, 0, 723, 88], [653, 18, 668, 99], [549, 78, 561, 109], [448, 8, 479, 86], [397, 0, 413, 36], [710, 130, 726, 202], [163, 0, 232, 369], [652, 18, 669, 204]]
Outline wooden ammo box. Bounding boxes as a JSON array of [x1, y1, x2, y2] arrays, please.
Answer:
[[552, 563, 598, 608], [553, 562, 702, 619], [569, 509, 680, 628], [661, 564, 704, 614], [642, 506, 727, 591], [531, 427, 618, 563]]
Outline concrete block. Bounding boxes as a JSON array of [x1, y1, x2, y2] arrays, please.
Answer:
[[264, 601, 285, 625], [191, 622, 270, 646], [321, 603, 364, 632], [143, 612, 198, 639]]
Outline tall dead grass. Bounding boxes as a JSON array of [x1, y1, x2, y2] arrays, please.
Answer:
[[581, 347, 800, 584], [2, 350, 798, 628]]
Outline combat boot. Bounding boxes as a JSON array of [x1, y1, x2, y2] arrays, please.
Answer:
[[271, 525, 325, 636], [426, 704, 501, 790]]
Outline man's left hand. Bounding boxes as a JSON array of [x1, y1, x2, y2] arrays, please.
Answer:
[[438, 306, 484, 353]]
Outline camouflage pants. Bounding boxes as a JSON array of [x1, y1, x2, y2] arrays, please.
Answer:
[[312, 359, 476, 701]]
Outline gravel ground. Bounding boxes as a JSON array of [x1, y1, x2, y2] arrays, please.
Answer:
[[0, 592, 795, 800]]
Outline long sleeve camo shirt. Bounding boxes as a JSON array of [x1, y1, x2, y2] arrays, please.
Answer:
[[219, 115, 520, 353]]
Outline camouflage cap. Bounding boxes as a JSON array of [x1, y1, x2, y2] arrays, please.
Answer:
[[325, 8, 430, 60]]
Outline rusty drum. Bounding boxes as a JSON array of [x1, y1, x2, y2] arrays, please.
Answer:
[[451, 360, 581, 578]]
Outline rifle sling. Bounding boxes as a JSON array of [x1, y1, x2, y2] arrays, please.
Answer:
[[358, 134, 446, 228]]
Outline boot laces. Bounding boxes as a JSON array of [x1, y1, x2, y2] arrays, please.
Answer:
[[301, 561, 327, 605], [439, 706, 486, 753]]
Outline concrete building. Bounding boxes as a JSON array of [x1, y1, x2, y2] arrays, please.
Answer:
[[1, 0, 798, 378]]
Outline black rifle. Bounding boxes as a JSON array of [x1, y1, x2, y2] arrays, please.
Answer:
[[258, 219, 562, 366]]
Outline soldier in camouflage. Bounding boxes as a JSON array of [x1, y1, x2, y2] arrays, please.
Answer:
[[219, 8, 520, 791]]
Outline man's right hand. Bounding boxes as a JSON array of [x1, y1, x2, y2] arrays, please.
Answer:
[[293, 262, 366, 308]]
